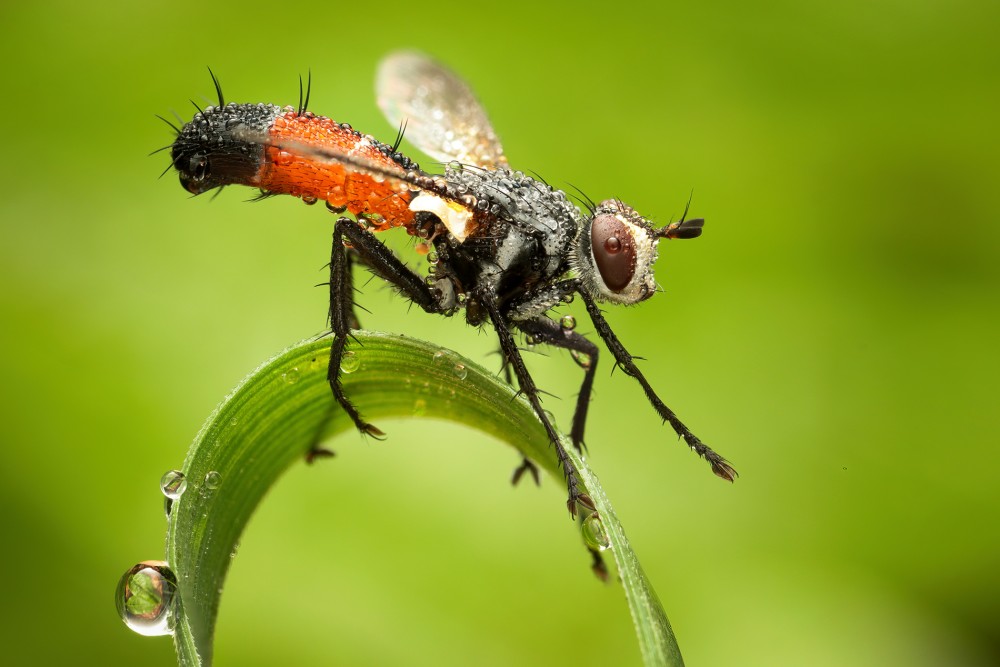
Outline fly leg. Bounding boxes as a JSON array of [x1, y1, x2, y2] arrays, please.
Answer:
[[579, 290, 737, 481], [478, 292, 594, 518], [515, 316, 600, 452], [327, 216, 442, 440]]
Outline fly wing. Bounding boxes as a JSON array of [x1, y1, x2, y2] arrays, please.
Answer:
[[376, 51, 508, 169]]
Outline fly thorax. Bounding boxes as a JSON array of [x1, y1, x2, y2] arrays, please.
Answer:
[[574, 200, 660, 304]]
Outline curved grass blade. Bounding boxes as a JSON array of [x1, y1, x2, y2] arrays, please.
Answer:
[[164, 331, 683, 666]]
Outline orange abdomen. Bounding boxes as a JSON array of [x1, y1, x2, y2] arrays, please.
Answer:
[[256, 111, 415, 232]]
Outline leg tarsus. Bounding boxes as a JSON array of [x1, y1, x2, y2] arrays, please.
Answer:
[[511, 457, 541, 487], [580, 290, 738, 480]]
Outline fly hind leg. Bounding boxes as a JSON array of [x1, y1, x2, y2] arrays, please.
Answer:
[[326, 216, 442, 440]]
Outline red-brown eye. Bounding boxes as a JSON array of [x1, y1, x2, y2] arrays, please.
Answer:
[[591, 213, 635, 292]]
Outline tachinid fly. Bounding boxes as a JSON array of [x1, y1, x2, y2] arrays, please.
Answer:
[[166, 51, 736, 519]]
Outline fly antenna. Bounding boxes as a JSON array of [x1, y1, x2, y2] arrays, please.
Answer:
[[657, 190, 704, 239], [208, 67, 225, 108], [680, 189, 694, 223]]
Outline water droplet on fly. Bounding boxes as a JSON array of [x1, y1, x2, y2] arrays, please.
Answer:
[[570, 349, 592, 370], [453, 363, 467, 380], [203, 471, 222, 490], [427, 251, 439, 264], [560, 293, 575, 304], [340, 351, 360, 374], [301, 195, 318, 205], [281, 367, 301, 384], [115, 560, 178, 636], [582, 513, 611, 551], [560, 315, 576, 331], [159, 470, 186, 500]]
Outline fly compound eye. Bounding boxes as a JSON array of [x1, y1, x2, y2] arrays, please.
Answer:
[[590, 213, 636, 292]]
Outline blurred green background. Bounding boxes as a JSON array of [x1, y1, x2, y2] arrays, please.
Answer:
[[1, 1, 997, 665]]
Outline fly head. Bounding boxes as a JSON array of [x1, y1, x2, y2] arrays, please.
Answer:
[[575, 199, 704, 304]]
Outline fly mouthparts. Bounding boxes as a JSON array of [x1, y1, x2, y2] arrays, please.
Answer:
[[658, 217, 705, 239]]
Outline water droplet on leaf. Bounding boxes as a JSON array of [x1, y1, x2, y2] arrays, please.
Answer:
[[159, 470, 186, 500], [340, 351, 360, 374], [582, 513, 611, 551], [115, 561, 178, 637], [203, 471, 222, 490]]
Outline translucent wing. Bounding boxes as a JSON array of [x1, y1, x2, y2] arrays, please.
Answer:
[[376, 51, 508, 169]]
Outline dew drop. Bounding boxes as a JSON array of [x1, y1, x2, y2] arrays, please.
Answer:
[[570, 349, 592, 370], [115, 561, 178, 637], [203, 471, 222, 490], [582, 513, 611, 551], [301, 195, 318, 205], [427, 251, 439, 264], [452, 363, 467, 380], [340, 351, 360, 374], [560, 293, 575, 304], [159, 470, 186, 500], [281, 367, 301, 384], [560, 315, 576, 331]]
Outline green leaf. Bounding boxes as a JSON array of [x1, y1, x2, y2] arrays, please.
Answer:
[[164, 332, 683, 666]]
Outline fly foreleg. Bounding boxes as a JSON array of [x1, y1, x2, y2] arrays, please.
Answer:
[[478, 292, 594, 518], [579, 291, 738, 482], [514, 315, 600, 452]]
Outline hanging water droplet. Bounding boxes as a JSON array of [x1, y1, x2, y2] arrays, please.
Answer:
[[582, 513, 611, 551], [301, 194, 318, 205], [560, 293, 575, 304], [570, 349, 592, 369], [115, 561, 178, 637], [281, 367, 301, 384], [159, 470, 186, 500], [340, 351, 360, 374], [560, 315, 576, 331], [452, 363, 467, 380], [427, 251, 439, 264], [203, 471, 222, 490]]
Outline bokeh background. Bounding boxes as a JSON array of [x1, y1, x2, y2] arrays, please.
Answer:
[[1, 1, 997, 665]]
